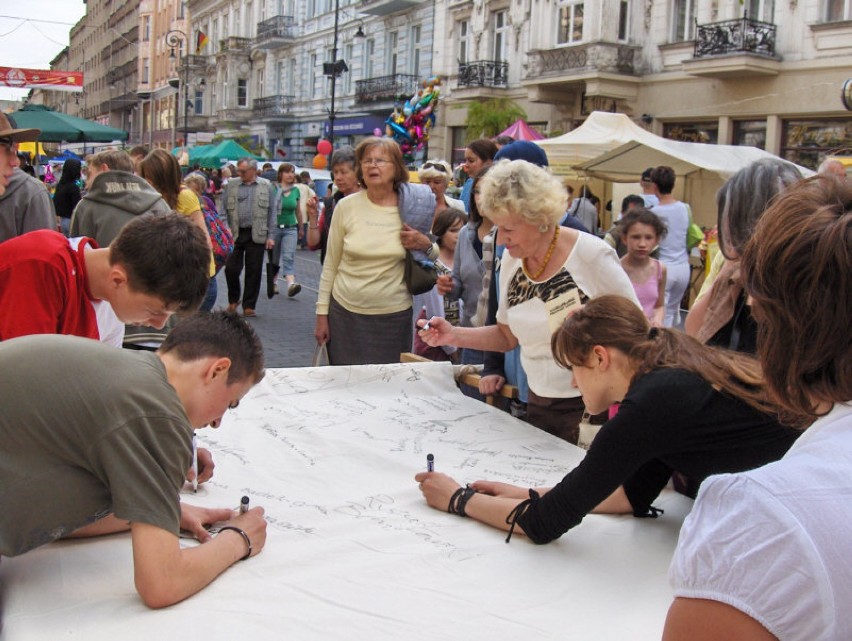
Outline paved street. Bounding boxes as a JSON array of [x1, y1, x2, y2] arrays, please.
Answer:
[[211, 248, 323, 368]]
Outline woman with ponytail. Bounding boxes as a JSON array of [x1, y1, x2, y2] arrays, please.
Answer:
[[415, 295, 800, 544]]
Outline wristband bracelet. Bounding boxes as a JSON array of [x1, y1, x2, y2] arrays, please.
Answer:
[[218, 525, 252, 561], [447, 485, 477, 517]]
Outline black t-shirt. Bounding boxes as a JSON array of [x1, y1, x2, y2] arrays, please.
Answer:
[[518, 368, 800, 544]]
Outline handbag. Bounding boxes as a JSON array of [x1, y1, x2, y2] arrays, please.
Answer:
[[312, 343, 329, 367], [403, 250, 438, 295], [200, 194, 234, 274]]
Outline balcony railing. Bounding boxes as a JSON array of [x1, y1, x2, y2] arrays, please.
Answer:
[[526, 43, 639, 78], [219, 37, 251, 53], [694, 15, 777, 58], [254, 16, 296, 48], [183, 55, 208, 69], [458, 60, 508, 88], [253, 94, 295, 118], [355, 74, 419, 104]]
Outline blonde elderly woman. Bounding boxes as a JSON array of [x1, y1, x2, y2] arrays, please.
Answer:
[[419, 159, 464, 217], [315, 137, 434, 365], [419, 159, 639, 443]]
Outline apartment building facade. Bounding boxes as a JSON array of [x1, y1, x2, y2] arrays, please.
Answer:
[[433, 0, 851, 168], [183, 0, 434, 164]]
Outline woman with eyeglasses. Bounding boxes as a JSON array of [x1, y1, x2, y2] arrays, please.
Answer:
[[419, 159, 464, 216], [315, 137, 434, 365], [459, 139, 498, 213]]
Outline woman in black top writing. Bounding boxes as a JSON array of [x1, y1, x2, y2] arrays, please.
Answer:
[[415, 295, 800, 544]]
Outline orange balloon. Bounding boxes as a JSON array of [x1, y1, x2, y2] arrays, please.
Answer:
[[312, 154, 328, 170]]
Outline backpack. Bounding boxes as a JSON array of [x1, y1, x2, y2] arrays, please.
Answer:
[[199, 194, 234, 274]]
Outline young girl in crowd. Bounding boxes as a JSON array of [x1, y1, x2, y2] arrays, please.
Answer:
[[619, 209, 668, 327], [414, 208, 467, 361], [664, 175, 851, 640], [415, 295, 800, 544]]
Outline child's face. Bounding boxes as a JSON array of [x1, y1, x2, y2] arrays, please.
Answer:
[[624, 222, 658, 258]]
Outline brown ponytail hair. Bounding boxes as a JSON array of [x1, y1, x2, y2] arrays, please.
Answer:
[[551, 295, 781, 420], [741, 175, 852, 427]]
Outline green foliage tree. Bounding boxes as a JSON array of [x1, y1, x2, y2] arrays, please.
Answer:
[[464, 98, 527, 141]]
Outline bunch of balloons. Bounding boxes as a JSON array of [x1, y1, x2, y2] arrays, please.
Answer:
[[312, 139, 333, 170], [384, 76, 442, 163]]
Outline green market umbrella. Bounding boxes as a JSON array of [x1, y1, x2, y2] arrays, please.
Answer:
[[191, 139, 263, 167], [9, 104, 128, 143]]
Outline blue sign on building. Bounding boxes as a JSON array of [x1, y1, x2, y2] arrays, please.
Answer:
[[323, 115, 386, 138]]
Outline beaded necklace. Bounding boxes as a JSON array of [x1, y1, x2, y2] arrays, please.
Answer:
[[523, 226, 560, 280]]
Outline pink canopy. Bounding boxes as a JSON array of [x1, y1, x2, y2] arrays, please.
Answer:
[[497, 119, 545, 141]]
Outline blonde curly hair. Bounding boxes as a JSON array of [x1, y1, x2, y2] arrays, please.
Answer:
[[478, 159, 567, 228]]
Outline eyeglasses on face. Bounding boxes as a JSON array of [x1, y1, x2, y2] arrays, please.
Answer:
[[361, 158, 392, 167], [422, 162, 447, 173]]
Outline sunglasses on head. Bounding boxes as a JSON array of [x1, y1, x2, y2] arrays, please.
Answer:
[[422, 162, 447, 173]]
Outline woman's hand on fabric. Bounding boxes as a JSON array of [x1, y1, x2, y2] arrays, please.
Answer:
[[314, 315, 330, 345], [469, 480, 529, 500], [478, 374, 505, 396], [435, 274, 453, 296], [415, 472, 462, 512], [400, 223, 431, 251], [416, 316, 453, 347]]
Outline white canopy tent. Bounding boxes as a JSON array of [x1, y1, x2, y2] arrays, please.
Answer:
[[535, 111, 811, 226], [536, 111, 661, 173]]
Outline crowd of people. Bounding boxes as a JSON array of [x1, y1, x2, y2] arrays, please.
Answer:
[[0, 106, 849, 639]]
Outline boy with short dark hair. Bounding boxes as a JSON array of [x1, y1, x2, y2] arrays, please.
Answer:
[[0, 312, 268, 608], [0, 212, 210, 345]]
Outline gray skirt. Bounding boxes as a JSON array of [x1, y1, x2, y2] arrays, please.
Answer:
[[327, 296, 413, 366]]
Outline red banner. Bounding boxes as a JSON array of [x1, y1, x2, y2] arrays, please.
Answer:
[[0, 67, 83, 93]]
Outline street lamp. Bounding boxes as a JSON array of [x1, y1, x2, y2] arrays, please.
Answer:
[[324, 1, 365, 150], [166, 29, 190, 148]]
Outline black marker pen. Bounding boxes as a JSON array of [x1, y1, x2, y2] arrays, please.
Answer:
[[426, 453, 434, 472], [239, 495, 250, 514]]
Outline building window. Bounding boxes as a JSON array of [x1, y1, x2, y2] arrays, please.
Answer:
[[825, 0, 852, 20], [142, 16, 151, 41], [343, 43, 353, 95], [212, 19, 219, 49], [618, 0, 630, 41], [494, 10, 509, 61], [237, 78, 248, 107], [747, 0, 776, 21], [309, 53, 318, 98], [388, 32, 399, 74], [671, 0, 695, 42], [364, 38, 375, 78], [558, 2, 584, 45], [663, 121, 718, 143], [142, 57, 150, 84], [782, 118, 852, 169], [194, 89, 203, 114], [223, 13, 229, 39], [410, 25, 422, 75], [307, 0, 317, 18], [245, 1, 253, 37], [733, 120, 767, 149], [256, 68, 264, 100], [458, 19, 471, 64]]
